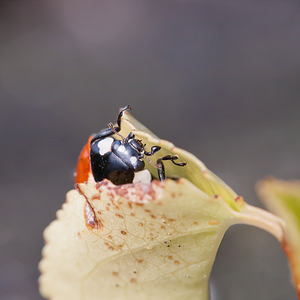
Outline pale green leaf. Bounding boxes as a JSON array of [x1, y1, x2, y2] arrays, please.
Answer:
[[39, 111, 284, 300]]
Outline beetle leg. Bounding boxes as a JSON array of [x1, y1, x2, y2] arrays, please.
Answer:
[[107, 123, 126, 142], [117, 105, 131, 127], [156, 155, 187, 181], [91, 105, 131, 144], [144, 146, 161, 156], [91, 128, 117, 143]]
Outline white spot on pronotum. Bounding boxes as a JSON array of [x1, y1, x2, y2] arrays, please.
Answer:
[[118, 145, 126, 153], [133, 169, 151, 184], [97, 137, 114, 155], [130, 156, 137, 165]]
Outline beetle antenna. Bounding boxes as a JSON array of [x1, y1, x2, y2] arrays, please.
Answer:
[[142, 155, 160, 169], [108, 123, 126, 142]]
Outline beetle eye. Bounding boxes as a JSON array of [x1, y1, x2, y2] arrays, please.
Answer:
[[129, 139, 144, 152]]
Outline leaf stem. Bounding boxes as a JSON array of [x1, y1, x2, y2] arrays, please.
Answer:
[[233, 204, 285, 242]]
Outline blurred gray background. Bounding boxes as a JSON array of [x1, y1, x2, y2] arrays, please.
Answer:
[[0, 0, 299, 299]]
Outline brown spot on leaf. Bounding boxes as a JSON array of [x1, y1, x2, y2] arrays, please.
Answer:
[[174, 260, 180, 265], [121, 231, 127, 235], [115, 213, 124, 219], [104, 242, 116, 250], [95, 179, 162, 204], [235, 196, 244, 204], [91, 194, 100, 200], [113, 204, 120, 210], [112, 272, 119, 277], [208, 220, 220, 226], [130, 278, 136, 283]]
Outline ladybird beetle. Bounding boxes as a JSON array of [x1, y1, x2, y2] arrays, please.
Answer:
[[75, 105, 186, 185]]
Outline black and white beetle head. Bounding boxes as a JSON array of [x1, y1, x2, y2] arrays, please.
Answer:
[[90, 105, 186, 186]]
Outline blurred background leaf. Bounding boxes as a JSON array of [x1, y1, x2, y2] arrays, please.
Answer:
[[257, 178, 300, 298]]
